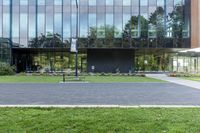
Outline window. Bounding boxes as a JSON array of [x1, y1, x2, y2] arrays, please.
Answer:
[[72, 0, 79, 5], [157, 0, 164, 7], [46, 0, 54, 5], [97, 13, 105, 38], [89, 0, 96, 5], [46, 6, 54, 35], [3, 13, 10, 38], [54, 0, 62, 5], [97, 0, 105, 5], [114, 13, 122, 38], [80, 0, 87, 6], [0, 9, 2, 37], [3, 0, 10, 5], [29, 12, 36, 38], [20, 0, 28, 5], [123, 0, 130, 6], [140, 0, 148, 6], [106, 0, 113, 5], [54, 13, 62, 35], [20, 13, 28, 46], [38, 0, 45, 5], [80, 13, 88, 38], [115, 0, 122, 6], [37, 13, 45, 36], [89, 14, 96, 27], [174, 0, 182, 6], [63, 13, 71, 38]]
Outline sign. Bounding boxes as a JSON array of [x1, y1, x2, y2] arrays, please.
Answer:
[[70, 38, 77, 53]]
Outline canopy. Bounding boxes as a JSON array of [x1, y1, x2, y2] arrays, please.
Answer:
[[179, 47, 200, 53]]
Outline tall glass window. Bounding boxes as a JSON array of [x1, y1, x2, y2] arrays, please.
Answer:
[[106, 13, 114, 47], [89, 0, 96, 6], [0, 2, 2, 37], [80, 0, 87, 6], [46, 0, 53, 5], [54, 0, 62, 5], [80, 12, 88, 38], [29, 5, 36, 39], [123, 0, 130, 6], [88, 13, 96, 47], [115, 0, 122, 6], [89, 13, 96, 34], [72, 0, 79, 5], [63, 0, 70, 5], [54, 13, 62, 35], [123, 5, 131, 47], [97, 4, 105, 38], [37, 13, 45, 36], [20, 0, 28, 5], [71, 13, 77, 38], [46, 6, 54, 35], [157, 0, 165, 7], [174, 0, 182, 6], [63, 6, 71, 39], [12, 3, 20, 44], [38, 0, 45, 5], [3, 0, 10, 5], [141, 0, 148, 6], [2, 0, 10, 38], [20, 13, 28, 46], [3, 13, 10, 38], [114, 6, 122, 38], [106, 0, 113, 5]]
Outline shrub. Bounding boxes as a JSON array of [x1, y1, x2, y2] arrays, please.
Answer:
[[0, 62, 15, 76]]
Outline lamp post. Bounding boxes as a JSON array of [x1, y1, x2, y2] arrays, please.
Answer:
[[75, 0, 78, 79]]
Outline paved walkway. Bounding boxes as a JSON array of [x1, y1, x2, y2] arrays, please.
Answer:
[[0, 83, 200, 105], [147, 74, 200, 90]]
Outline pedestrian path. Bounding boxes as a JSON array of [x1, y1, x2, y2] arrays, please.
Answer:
[[146, 74, 200, 90]]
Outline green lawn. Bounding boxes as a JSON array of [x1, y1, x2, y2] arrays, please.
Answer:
[[0, 75, 165, 83], [0, 108, 200, 132], [181, 77, 200, 82]]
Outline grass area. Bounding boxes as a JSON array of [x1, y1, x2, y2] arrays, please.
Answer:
[[181, 77, 200, 82], [0, 108, 200, 132], [0, 75, 165, 83]]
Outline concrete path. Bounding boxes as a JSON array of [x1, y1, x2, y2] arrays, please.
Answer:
[[0, 83, 200, 105], [147, 74, 200, 90]]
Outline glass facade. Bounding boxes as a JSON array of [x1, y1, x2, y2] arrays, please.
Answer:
[[0, 38, 11, 63], [0, 0, 191, 48]]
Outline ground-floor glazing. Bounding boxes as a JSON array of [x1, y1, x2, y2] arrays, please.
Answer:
[[10, 48, 179, 73]]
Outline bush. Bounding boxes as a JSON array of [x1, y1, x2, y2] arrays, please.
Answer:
[[0, 62, 15, 76]]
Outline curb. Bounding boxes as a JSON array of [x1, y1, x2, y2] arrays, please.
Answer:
[[1, 105, 200, 108]]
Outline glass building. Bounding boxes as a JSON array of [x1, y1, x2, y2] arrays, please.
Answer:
[[0, 0, 191, 73]]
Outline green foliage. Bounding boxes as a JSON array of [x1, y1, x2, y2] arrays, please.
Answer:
[[136, 53, 170, 71], [0, 62, 15, 75]]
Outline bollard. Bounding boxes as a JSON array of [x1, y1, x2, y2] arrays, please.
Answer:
[[63, 73, 65, 82]]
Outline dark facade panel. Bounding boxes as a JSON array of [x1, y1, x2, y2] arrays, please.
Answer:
[[87, 49, 134, 73]]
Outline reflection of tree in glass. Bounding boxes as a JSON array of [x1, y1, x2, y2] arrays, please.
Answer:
[[150, 7, 165, 47], [168, 5, 184, 47], [29, 32, 69, 48], [88, 25, 115, 47]]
